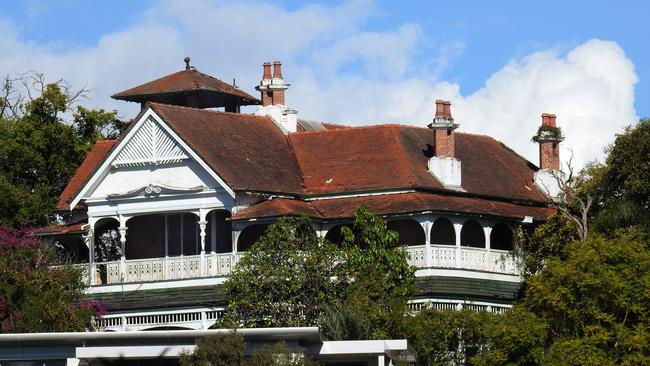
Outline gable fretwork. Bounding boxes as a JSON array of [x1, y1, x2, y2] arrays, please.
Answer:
[[113, 117, 189, 168]]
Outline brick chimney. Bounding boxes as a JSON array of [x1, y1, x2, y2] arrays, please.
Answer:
[[256, 61, 289, 107], [536, 113, 562, 170], [254, 61, 297, 134], [533, 113, 565, 200], [427, 99, 461, 188]]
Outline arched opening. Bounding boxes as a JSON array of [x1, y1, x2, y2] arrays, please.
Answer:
[[430, 217, 455, 246], [205, 210, 232, 253], [237, 224, 270, 252], [387, 219, 425, 246], [126, 212, 199, 260], [490, 223, 513, 251], [460, 220, 485, 248], [325, 224, 347, 245], [94, 218, 121, 262]]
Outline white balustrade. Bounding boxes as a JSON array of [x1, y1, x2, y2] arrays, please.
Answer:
[[407, 244, 519, 275], [91, 245, 518, 286], [97, 307, 226, 332]]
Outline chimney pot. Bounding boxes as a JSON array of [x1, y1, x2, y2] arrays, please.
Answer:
[[435, 100, 445, 117], [273, 61, 283, 78], [263, 62, 272, 80], [443, 101, 452, 118]]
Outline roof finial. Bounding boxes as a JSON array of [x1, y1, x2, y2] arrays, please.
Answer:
[[184, 56, 191, 70]]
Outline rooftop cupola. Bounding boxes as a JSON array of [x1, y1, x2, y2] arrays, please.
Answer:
[[111, 57, 260, 112], [532, 113, 565, 200], [427, 100, 462, 189]]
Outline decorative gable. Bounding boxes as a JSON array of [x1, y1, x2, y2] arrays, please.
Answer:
[[112, 117, 188, 168]]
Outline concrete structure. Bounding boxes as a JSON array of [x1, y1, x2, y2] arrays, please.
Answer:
[[0, 328, 412, 365]]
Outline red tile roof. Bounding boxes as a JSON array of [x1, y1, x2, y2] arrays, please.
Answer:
[[57, 104, 551, 221], [56, 140, 116, 210], [112, 69, 260, 107], [150, 103, 304, 194], [231, 192, 554, 221], [34, 221, 87, 236]]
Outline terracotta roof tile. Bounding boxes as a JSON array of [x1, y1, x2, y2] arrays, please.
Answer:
[[150, 103, 304, 194], [231, 192, 554, 221], [112, 69, 260, 106], [34, 221, 87, 236], [56, 140, 116, 210], [58, 105, 549, 217]]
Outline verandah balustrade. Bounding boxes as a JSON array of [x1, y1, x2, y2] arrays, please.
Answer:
[[86, 246, 516, 285]]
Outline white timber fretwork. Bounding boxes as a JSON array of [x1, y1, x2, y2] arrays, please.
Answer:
[[113, 117, 189, 167]]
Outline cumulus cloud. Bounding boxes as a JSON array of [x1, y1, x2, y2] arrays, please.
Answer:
[[0, 1, 638, 168]]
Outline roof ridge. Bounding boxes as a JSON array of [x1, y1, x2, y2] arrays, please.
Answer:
[[148, 102, 269, 121], [286, 132, 308, 194]]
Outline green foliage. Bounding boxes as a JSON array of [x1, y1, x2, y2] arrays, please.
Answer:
[[223, 216, 340, 328], [532, 125, 563, 143], [0, 225, 98, 332], [250, 341, 319, 366], [180, 331, 246, 366], [223, 207, 415, 340], [604, 118, 650, 206], [469, 309, 547, 366], [582, 119, 650, 236], [522, 232, 650, 362], [467, 230, 650, 365], [0, 79, 125, 227], [519, 214, 578, 276], [180, 332, 319, 366], [336, 206, 416, 339]]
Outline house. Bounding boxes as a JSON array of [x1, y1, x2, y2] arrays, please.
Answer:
[[38, 58, 560, 332]]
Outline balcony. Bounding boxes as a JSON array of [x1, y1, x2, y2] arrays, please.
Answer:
[[85, 245, 518, 286], [404, 244, 519, 275]]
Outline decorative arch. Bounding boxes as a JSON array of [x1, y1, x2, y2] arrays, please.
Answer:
[[237, 224, 270, 252], [94, 217, 121, 262], [387, 219, 425, 246], [490, 223, 513, 251], [430, 217, 455, 246], [460, 219, 485, 248], [205, 209, 232, 253]]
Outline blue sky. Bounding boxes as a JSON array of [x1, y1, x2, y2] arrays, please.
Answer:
[[0, 0, 647, 166]]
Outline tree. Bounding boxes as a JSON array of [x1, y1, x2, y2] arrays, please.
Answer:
[[180, 331, 319, 366], [180, 331, 246, 366], [222, 207, 416, 340], [223, 216, 340, 328], [585, 119, 650, 236], [0, 225, 101, 332], [333, 206, 416, 339], [0, 71, 126, 227]]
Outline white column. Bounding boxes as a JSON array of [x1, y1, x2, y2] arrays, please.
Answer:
[[424, 220, 432, 268], [85, 219, 96, 286], [118, 215, 128, 283], [484, 225, 492, 272], [453, 220, 463, 269], [198, 209, 208, 277]]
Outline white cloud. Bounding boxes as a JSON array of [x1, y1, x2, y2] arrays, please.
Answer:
[[454, 39, 638, 167], [0, 1, 638, 168]]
